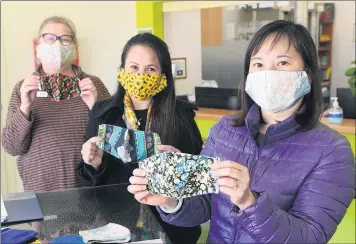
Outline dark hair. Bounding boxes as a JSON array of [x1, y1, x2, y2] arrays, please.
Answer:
[[117, 33, 177, 145], [234, 20, 322, 131]]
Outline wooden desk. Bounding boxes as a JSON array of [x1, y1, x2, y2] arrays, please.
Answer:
[[195, 108, 355, 134]]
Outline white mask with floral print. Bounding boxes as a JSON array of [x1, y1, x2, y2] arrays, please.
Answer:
[[245, 70, 311, 113], [37, 41, 77, 69]]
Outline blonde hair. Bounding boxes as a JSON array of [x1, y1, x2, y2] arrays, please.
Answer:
[[38, 16, 77, 44]]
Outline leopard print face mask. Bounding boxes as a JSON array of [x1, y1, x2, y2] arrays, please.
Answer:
[[118, 69, 168, 100]]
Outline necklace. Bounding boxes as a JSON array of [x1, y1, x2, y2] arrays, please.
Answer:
[[136, 117, 143, 127]]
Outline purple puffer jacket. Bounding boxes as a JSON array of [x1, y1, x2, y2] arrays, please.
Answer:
[[158, 105, 355, 243]]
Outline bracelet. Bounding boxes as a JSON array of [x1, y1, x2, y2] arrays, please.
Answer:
[[160, 199, 183, 214]]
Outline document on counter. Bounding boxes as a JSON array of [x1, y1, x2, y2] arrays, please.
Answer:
[[1, 192, 43, 226], [1, 195, 8, 223]]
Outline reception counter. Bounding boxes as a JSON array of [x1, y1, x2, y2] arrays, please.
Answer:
[[195, 108, 356, 154]]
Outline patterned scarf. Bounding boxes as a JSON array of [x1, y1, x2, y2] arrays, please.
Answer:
[[123, 93, 152, 131]]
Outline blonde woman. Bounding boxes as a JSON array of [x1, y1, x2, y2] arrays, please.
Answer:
[[2, 16, 111, 192]]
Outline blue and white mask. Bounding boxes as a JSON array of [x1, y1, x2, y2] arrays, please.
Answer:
[[245, 70, 311, 113]]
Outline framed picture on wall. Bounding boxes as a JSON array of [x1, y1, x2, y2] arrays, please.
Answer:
[[171, 58, 187, 79]]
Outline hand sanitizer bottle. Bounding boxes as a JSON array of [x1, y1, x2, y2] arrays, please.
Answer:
[[328, 97, 343, 124]]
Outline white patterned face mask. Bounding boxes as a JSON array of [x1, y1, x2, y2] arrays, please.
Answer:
[[245, 70, 311, 113], [37, 41, 77, 69]]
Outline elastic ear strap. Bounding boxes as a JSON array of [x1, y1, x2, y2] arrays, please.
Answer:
[[123, 129, 130, 148]]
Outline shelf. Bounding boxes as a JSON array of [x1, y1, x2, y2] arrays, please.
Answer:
[[319, 39, 331, 43]]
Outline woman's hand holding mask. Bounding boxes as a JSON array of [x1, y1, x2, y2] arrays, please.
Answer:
[[81, 137, 104, 170], [79, 78, 98, 110], [128, 168, 179, 209], [20, 75, 40, 119], [157, 145, 181, 153], [211, 161, 256, 211]]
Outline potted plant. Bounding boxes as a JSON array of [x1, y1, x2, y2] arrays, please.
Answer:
[[345, 60, 356, 96]]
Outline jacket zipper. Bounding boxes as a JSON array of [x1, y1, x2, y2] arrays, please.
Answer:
[[250, 127, 271, 179]]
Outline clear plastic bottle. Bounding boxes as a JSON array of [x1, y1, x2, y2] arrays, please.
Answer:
[[328, 97, 343, 124]]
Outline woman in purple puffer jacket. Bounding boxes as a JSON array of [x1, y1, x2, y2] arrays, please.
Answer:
[[128, 20, 355, 243]]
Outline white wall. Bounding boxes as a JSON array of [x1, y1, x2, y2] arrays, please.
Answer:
[[330, 1, 356, 96], [164, 10, 202, 96], [1, 1, 137, 194]]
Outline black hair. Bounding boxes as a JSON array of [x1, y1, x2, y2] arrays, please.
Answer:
[[118, 33, 177, 145], [234, 20, 322, 131]]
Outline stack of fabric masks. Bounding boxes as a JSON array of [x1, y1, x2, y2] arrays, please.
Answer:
[[79, 223, 131, 244], [96, 124, 161, 163], [139, 152, 219, 199], [38, 73, 81, 102]]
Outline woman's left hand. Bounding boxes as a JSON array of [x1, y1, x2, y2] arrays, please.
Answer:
[[79, 78, 98, 110], [211, 161, 256, 211], [157, 145, 181, 153]]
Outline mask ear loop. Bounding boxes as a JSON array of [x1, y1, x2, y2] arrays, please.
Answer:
[[211, 156, 220, 194], [74, 77, 82, 96], [120, 129, 132, 163]]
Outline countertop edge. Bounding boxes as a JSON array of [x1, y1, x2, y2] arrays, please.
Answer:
[[195, 108, 356, 135]]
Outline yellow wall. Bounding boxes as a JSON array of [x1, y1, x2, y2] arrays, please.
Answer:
[[136, 1, 164, 39]]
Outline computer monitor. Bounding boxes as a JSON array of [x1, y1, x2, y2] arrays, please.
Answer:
[[176, 95, 189, 102], [336, 88, 356, 119], [195, 87, 240, 110]]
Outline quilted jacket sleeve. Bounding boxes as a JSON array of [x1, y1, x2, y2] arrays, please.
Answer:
[[233, 135, 355, 243], [156, 117, 225, 226]]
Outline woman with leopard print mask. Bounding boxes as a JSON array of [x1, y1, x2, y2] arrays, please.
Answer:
[[76, 33, 203, 244]]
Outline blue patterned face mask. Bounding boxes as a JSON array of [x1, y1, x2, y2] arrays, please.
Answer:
[[245, 70, 311, 113], [96, 124, 161, 163]]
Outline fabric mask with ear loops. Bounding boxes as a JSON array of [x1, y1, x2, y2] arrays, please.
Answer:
[[117, 69, 167, 101], [139, 152, 220, 199], [96, 124, 161, 163], [245, 70, 311, 113], [36, 41, 77, 70], [37, 73, 81, 102]]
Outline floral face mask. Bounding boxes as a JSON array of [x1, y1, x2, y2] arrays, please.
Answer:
[[37, 42, 77, 70], [139, 152, 220, 199], [96, 124, 161, 163], [118, 69, 167, 101], [37, 73, 81, 102]]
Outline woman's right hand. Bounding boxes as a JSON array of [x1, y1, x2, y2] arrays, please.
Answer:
[[81, 137, 104, 170], [19, 75, 40, 118], [128, 168, 178, 209]]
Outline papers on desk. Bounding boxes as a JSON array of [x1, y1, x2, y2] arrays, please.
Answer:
[[1, 192, 43, 226], [1, 195, 8, 223]]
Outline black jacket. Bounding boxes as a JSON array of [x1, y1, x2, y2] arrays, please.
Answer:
[[76, 93, 203, 244]]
